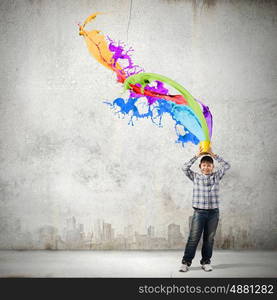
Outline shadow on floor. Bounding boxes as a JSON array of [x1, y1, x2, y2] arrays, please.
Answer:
[[189, 263, 270, 270]]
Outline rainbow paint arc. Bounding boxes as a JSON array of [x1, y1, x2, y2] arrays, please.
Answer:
[[79, 13, 213, 153]]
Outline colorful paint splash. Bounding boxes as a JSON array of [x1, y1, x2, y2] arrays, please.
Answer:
[[79, 13, 213, 152]]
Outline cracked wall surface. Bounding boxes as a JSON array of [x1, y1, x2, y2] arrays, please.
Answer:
[[0, 0, 277, 249]]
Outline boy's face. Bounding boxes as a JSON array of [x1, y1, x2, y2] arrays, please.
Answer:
[[199, 162, 214, 175]]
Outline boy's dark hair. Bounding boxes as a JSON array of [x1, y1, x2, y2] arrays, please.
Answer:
[[200, 156, 214, 165]]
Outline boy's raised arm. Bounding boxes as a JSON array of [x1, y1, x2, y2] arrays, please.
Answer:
[[182, 154, 199, 181], [212, 154, 231, 180]]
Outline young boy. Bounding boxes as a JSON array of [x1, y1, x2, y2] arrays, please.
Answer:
[[179, 150, 231, 272]]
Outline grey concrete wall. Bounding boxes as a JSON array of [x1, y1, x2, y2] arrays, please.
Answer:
[[0, 0, 276, 250]]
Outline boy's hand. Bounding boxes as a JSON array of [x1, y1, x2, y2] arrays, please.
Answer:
[[196, 148, 217, 158], [196, 150, 203, 157], [208, 150, 217, 158]]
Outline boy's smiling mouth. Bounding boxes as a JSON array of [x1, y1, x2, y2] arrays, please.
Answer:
[[202, 171, 212, 175]]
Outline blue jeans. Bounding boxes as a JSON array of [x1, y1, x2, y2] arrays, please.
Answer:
[[182, 207, 219, 266]]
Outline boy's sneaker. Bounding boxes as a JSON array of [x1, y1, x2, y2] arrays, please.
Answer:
[[179, 263, 190, 272], [201, 264, 213, 272]]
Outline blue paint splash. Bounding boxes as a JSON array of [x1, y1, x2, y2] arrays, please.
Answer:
[[104, 98, 200, 146]]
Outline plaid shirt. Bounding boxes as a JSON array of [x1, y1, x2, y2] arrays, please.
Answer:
[[182, 155, 231, 209]]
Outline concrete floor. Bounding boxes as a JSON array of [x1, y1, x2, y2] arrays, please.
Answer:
[[0, 250, 276, 278]]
